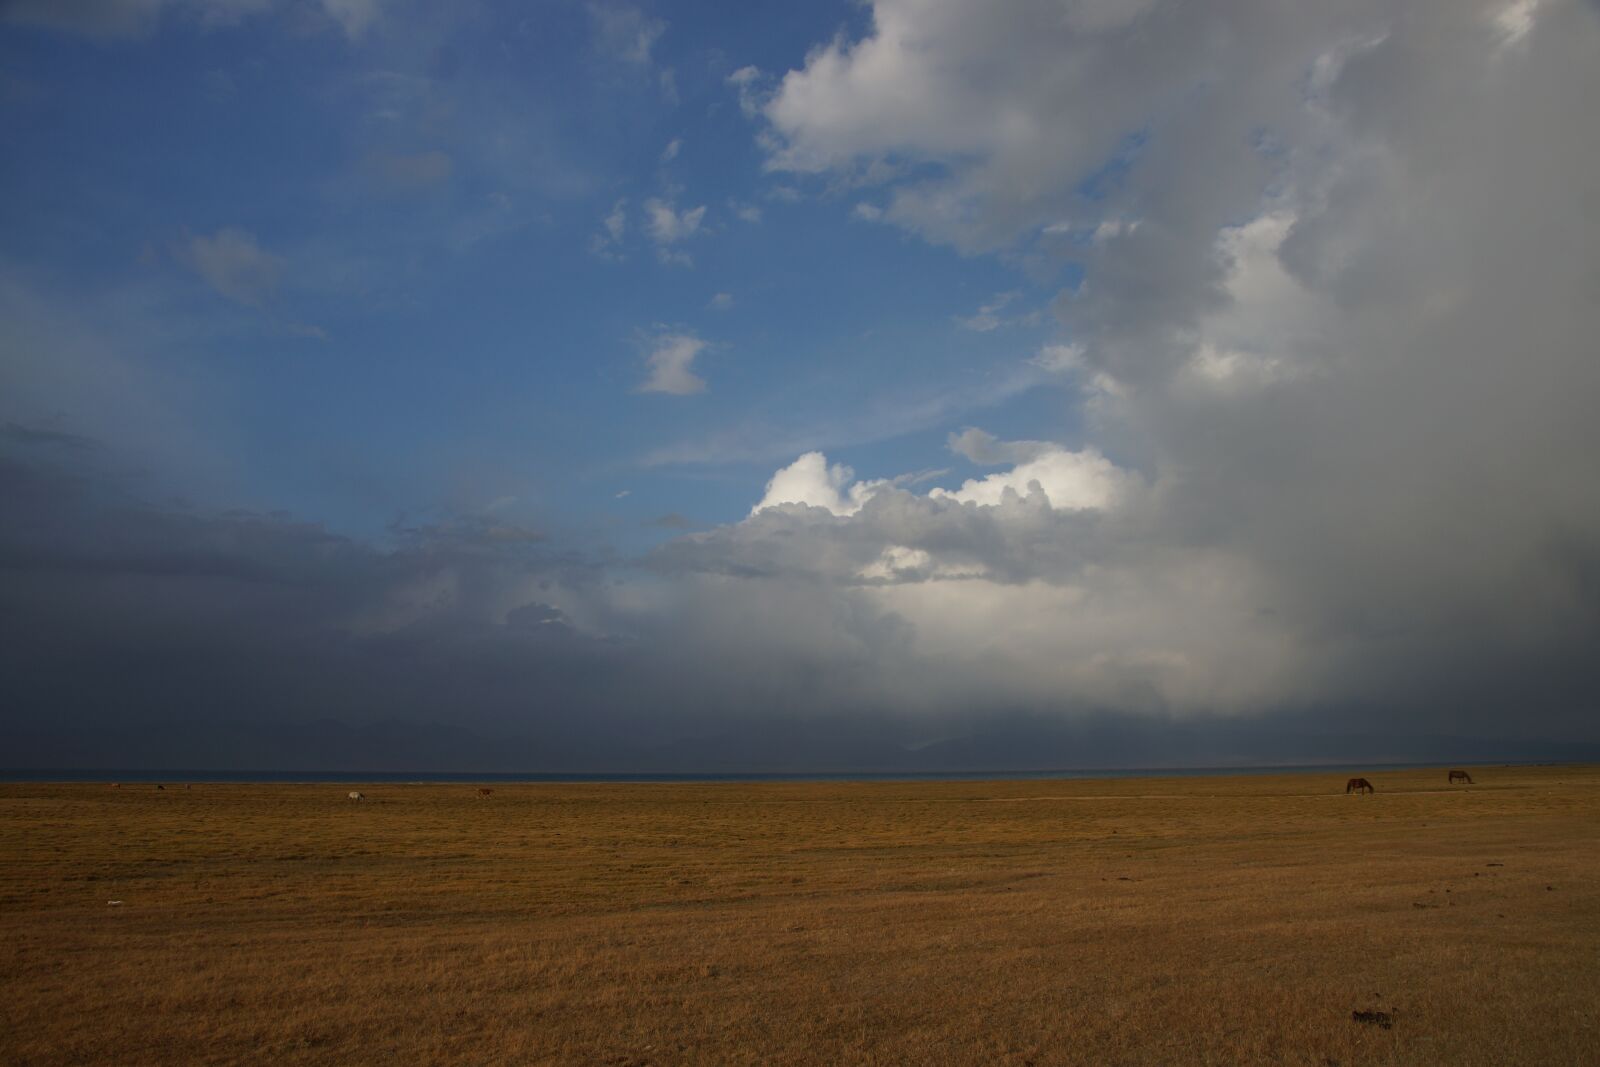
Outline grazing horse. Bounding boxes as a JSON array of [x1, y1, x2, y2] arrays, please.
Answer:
[[347, 791, 366, 802], [1448, 770, 1474, 784], [476, 788, 494, 799], [155, 784, 165, 791], [1345, 777, 1375, 794]]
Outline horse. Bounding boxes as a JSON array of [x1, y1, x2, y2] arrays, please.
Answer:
[[1345, 777, 1374, 794], [475, 788, 494, 799], [1448, 770, 1474, 784], [347, 791, 366, 802]]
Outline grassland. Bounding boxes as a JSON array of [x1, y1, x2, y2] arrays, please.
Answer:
[[2, 765, 1597, 1065]]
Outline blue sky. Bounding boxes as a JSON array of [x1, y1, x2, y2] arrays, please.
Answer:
[[2, 0, 1073, 551], [3, 0, 1597, 771]]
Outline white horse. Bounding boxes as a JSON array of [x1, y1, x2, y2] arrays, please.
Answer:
[[347, 791, 365, 801]]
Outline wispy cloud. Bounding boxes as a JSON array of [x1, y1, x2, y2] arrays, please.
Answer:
[[955, 291, 1028, 332], [643, 198, 706, 264], [591, 198, 630, 260], [638, 331, 709, 396], [364, 150, 454, 193], [640, 358, 1050, 467], [179, 228, 282, 307], [587, 2, 665, 66], [644, 198, 706, 244], [2, 0, 381, 40]]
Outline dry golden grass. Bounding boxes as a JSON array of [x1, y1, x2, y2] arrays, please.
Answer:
[[2, 765, 1597, 1065]]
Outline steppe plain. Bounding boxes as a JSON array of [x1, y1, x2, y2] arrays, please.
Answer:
[[2, 765, 1597, 1065]]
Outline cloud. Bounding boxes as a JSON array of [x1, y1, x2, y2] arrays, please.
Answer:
[[1494, 0, 1542, 46], [668, 446, 1155, 603], [179, 227, 282, 307], [927, 445, 1128, 511], [1029, 343, 1082, 374], [591, 198, 630, 259], [750, 452, 886, 516], [587, 2, 665, 66], [639, 357, 1052, 469], [603, 200, 628, 242], [638, 331, 709, 395], [752, 437, 1128, 520], [726, 65, 766, 117], [0, 433, 643, 769], [0, 423, 100, 452], [648, 512, 695, 530], [708, 292, 734, 311], [4, 404, 1595, 773], [2, 0, 268, 37], [697, 0, 1600, 739], [283, 320, 328, 341], [365, 150, 453, 192], [954, 291, 1021, 332], [750, 0, 1356, 253], [946, 427, 1049, 466], [643, 198, 706, 245], [0, 266, 227, 490], [643, 198, 707, 264], [6, 0, 1600, 771], [320, 0, 380, 39], [1, 0, 377, 39]]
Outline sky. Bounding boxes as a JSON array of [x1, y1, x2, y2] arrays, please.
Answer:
[[2, 0, 1598, 772]]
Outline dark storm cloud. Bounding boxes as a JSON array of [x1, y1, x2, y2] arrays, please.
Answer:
[[0, 432, 628, 769], [16, 427, 1564, 773], [0, 433, 1016, 770]]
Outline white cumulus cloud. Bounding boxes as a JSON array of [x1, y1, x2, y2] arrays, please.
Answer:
[[751, 452, 888, 516]]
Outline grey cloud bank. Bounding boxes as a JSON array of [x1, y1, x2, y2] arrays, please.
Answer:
[[737, 0, 1600, 744], [3, 411, 1596, 772]]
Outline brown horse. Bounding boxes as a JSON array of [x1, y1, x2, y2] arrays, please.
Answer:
[[1448, 770, 1474, 784], [1345, 777, 1374, 794], [475, 788, 495, 799]]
